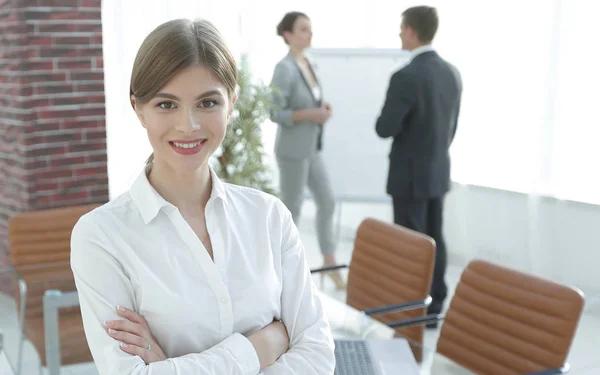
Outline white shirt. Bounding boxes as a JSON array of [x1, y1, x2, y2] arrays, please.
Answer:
[[312, 86, 322, 102], [409, 44, 435, 62], [295, 56, 322, 103], [70, 166, 335, 375]]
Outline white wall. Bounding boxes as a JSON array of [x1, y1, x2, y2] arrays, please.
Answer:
[[445, 185, 600, 297], [331, 185, 600, 298]]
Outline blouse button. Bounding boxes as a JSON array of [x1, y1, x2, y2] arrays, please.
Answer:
[[221, 297, 228, 304]]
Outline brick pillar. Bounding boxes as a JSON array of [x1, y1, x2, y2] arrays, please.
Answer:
[[0, 0, 108, 291]]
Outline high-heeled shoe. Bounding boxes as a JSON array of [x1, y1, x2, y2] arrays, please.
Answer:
[[320, 270, 347, 290]]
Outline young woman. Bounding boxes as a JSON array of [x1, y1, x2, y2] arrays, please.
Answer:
[[71, 19, 335, 374], [270, 12, 345, 289]]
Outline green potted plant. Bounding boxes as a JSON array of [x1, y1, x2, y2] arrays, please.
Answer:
[[211, 55, 277, 196]]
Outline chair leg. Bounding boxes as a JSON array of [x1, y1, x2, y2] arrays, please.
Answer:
[[43, 291, 62, 375], [42, 289, 79, 375], [17, 278, 27, 375]]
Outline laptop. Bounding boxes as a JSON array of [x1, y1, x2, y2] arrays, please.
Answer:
[[334, 338, 421, 375]]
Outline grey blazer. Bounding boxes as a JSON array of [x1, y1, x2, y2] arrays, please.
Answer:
[[270, 52, 323, 160]]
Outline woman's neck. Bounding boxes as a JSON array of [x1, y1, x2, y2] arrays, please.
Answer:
[[290, 46, 304, 60], [147, 161, 212, 212]]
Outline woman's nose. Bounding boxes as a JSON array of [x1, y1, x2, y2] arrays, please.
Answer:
[[176, 108, 201, 133]]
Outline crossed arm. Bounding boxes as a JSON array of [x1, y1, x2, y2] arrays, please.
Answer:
[[70, 207, 335, 375]]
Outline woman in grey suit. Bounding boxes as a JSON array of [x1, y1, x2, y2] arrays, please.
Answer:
[[270, 11, 344, 289]]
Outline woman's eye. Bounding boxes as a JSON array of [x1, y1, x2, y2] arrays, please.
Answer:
[[200, 100, 218, 108], [158, 101, 176, 109]]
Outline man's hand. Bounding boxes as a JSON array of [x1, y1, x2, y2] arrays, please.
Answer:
[[248, 320, 290, 370], [105, 306, 167, 365]]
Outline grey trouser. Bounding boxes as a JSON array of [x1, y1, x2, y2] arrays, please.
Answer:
[[276, 152, 336, 256]]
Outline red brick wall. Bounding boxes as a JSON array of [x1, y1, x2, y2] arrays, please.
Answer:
[[0, 0, 108, 291]]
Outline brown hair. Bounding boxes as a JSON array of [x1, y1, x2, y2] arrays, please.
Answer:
[[402, 6, 439, 43], [276, 11, 309, 45], [130, 19, 237, 164]]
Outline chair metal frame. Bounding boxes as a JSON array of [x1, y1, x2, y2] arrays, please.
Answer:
[[2, 264, 80, 375], [310, 264, 433, 319]]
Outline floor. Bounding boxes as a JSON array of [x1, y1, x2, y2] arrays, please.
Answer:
[[0, 201, 598, 374]]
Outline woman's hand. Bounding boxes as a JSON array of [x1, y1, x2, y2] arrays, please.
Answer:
[[105, 306, 167, 365], [248, 320, 290, 370], [312, 107, 331, 125]]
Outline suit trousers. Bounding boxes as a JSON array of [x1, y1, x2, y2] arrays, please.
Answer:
[[276, 152, 336, 256], [392, 196, 448, 311]]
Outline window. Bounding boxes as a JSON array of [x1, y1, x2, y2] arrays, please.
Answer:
[[104, 0, 600, 204], [550, 2, 600, 204]]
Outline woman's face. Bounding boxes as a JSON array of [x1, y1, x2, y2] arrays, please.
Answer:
[[132, 64, 235, 174], [286, 16, 312, 49]]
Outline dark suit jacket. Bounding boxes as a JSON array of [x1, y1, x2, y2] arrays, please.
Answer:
[[376, 51, 462, 199]]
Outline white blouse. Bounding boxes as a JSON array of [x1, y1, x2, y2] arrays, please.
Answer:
[[312, 86, 322, 102], [70, 167, 335, 374]]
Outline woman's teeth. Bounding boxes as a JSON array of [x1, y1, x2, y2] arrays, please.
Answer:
[[172, 142, 200, 149]]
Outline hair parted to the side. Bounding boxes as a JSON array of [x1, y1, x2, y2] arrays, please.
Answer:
[[129, 19, 237, 164], [402, 6, 439, 43], [276, 11, 308, 45]]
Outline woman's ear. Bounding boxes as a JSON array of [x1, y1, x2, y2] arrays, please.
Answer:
[[282, 31, 292, 44], [228, 94, 238, 118], [130, 95, 146, 127]]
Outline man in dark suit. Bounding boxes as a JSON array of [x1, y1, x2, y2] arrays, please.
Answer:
[[375, 6, 462, 326]]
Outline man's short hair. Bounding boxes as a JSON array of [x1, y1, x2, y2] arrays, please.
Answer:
[[402, 6, 439, 43]]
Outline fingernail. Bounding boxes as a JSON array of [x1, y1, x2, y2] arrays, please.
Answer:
[[117, 305, 125, 312], [108, 329, 116, 334], [120, 342, 128, 348]]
